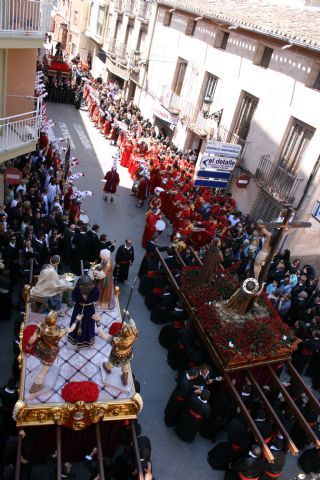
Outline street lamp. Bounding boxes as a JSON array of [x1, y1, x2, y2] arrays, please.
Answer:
[[202, 108, 224, 126]]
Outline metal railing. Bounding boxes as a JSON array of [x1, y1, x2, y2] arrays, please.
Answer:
[[0, 0, 53, 35], [0, 96, 42, 153], [114, 0, 124, 13], [117, 43, 128, 63], [137, 1, 151, 21], [124, 0, 136, 16], [255, 154, 303, 204]]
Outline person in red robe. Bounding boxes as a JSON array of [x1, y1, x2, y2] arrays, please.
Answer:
[[136, 174, 149, 207], [120, 140, 133, 168], [104, 119, 111, 137], [142, 208, 162, 249], [64, 184, 74, 212], [69, 198, 81, 224], [103, 165, 120, 202]]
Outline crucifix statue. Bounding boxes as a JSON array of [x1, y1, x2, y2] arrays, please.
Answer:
[[254, 207, 312, 284]]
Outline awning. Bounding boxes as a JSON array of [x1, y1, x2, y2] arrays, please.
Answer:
[[153, 102, 179, 126]]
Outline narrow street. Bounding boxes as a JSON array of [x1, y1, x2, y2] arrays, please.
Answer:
[[47, 102, 217, 479]]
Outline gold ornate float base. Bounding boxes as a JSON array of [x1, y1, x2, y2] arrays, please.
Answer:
[[14, 395, 143, 430], [16, 286, 143, 430]]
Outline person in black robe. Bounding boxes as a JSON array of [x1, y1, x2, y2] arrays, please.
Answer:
[[138, 235, 167, 277], [225, 444, 267, 480], [252, 409, 273, 445], [114, 240, 134, 283], [164, 369, 200, 427], [144, 273, 167, 310], [175, 390, 211, 442], [260, 435, 286, 480], [138, 253, 160, 297], [289, 402, 318, 449], [200, 392, 230, 442], [208, 416, 250, 471], [72, 225, 92, 275], [87, 224, 100, 262], [150, 289, 177, 324], [298, 447, 320, 474]]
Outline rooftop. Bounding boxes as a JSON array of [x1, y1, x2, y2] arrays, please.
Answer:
[[158, 0, 320, 50]]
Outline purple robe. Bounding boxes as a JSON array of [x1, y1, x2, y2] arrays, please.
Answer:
[[68, 285, 100, 348]]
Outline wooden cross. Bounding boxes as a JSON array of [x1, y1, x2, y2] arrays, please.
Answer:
[[257, 207, 312, 283]]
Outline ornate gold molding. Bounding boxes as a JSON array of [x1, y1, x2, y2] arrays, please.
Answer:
[[15, 394, 143, 430]]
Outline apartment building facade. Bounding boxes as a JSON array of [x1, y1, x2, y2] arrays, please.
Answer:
[[51, 0, 320, 265], [134, 0, 320, 265], [0, 0, 53, 164]]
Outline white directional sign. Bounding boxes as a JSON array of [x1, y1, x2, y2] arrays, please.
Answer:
[[205, 141, 242, 158], [200, 155, 237, 171]]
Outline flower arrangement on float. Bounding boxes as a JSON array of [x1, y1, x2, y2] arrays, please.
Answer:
[[180, 266, 297, 366]]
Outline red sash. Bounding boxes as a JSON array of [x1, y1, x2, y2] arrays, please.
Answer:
[[231, 443, 243, 452], [239, 473, 260, 480], [147, 271, 157, 278], [189, 409, 202, 420], [264, 472, 281, 478], [118, 260, 130, 264], [175, 394, 184, 401], [153, 288, 163, 294]]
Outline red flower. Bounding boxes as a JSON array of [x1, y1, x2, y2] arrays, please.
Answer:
[[22, 324, 37, 354], [61, 381, 99, 403]]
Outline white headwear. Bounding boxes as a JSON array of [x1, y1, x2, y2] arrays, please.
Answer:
[[100, 249, 111, 261]]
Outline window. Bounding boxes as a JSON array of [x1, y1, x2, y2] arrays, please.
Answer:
[[202, 73, 218, 105], [172, 58, 188, 95], [124, 22, 133, 45], [278, 119, 315, 173], [114, 17, 122, 42], [96, 6, 105, 37], [260, 47, 273, 68], [214, 30, 230, 50], [185, 19, 197, 36], [163, 10, 172, 27], [73, 10, 78, 25], [136, 27, 147, 51], [105, 13, 112, 39], [313, 71, 320, 90], [230, 91, 259, 143], [88, 2, 94, 29], [71, 43, 76, 56]]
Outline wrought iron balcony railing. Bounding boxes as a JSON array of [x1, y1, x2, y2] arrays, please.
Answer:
[[124, 0, 136, 16], [0, 96, 42, 154], [0, 0, 53, 36], [255, 154, 303, 204], [114, 0, 124, 13], [137, 1, 151, 21]]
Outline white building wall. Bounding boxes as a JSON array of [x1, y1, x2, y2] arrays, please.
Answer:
[[138, 5, 320, 264]]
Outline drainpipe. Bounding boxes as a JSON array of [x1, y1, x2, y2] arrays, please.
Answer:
[[137, 2, 159, 106]]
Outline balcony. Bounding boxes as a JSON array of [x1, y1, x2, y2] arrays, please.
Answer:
[[0, 96, 42, 163], [137, 1, 151, 21], [124, 0, 136, 16], [255, 155, 303, 205], [0, 0, 53, 41], [117, 43, 128, 64], [114, 0, 124, 13], [180, 100, 213, 137], [160, 89, 181, 115]]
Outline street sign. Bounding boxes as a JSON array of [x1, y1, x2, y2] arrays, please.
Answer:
[[200, 155, 237, 171], [205, 141, 242, 158], [194, 178, 229, 189], [197, 170, 232, 180], [4, 167, 22, 185]]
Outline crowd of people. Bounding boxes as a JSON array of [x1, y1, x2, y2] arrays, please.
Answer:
[[80, 76, 320, 476], [0, 61, 319, 478]]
